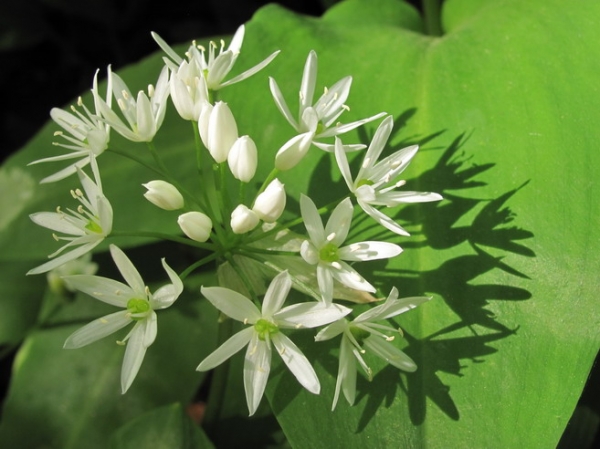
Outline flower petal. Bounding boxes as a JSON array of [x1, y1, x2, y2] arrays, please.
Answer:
[[27, 240, 102, 275], [314, 319, 348, 342], [261, 271, 292, 318], [300, 194, 325, 246], [333, 137, 354, 192], [317, 264, 334, 303], [355, 115, 394, 182], [358, 200, 411, 236], [272, 332, 320, 394], [197, 327, 254, 371], [335, 335, 357, 409], [151, 258, 184, 309], [244, 332, 272, 416], [324, 197, 353, 246], [61, 274, 133, 306], [363, 336, 417, 372], [330, 261, 375, 293], [276, 302, 351, 329], [110, 245, 146, 298], [299, 51, 317, 115], [356, 291, 431, 323], [200, 286, 261, 323], [269, 77, 298, 130], [63, 310, 132, 348], [221, 50, 280, 88], [121, 322, 149, 393], [338, 241, 402, 261]]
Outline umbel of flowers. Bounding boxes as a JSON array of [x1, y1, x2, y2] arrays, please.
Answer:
[[27, 24, 442, 414]]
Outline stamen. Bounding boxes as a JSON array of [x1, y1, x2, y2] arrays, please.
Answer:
[[331, 261, 342, 269], [77, 96, 84, 107], [145, 286, 151, 296], [53, 131, 63, 137], [148, 84, 155, 98], [121, 90, 130, 100], [396, 180, 406, 188], [116, 340, 126, 346], [100, 318, 108, 324], [362, 157, 371, 168], [243, 318, 249, 325], [117, 98, 127, 111], [197, 44, 205, 52], [77, 205, 84, 214], [342, 104, 350, 111], [326, 232, 336, 241], [295, 323, 303, 329], [52, 233, 60, 241], [389, 160, 401, 169], [323, 86, 329, 95], [279, 347, 286, 355]]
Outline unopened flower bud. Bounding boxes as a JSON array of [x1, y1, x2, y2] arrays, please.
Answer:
[[228, 136, 258, 182], [230, 204, 260, 234], [178, 211, 212, 242], [200, 101, 238, 163], [253, 179, 286, 223], [143, 180, 184, 210]]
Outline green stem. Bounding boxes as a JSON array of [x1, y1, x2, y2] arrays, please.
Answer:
[[203, 315, 233, 433], [107, 147, 164, 177], [422, 0, 443, 36], [179, 252, 219, 280], [110, 230, 216, 251], [238, 247, 298, 257], [256, 167, 279, 197]]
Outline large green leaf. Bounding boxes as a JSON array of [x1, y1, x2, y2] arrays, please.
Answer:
[[1, 0, 599, 448]]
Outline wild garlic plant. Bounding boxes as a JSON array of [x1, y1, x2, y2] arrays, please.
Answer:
[[27, 25, 443, 415]]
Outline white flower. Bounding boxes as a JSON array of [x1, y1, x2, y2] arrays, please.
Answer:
[[197, 271, 351, 416], [228, 135, 258, 182], [28, 156, 113, 275], [299, 195, 402, 304], [95, 66, 170, 142], [198, 101, 238, 163], [270, 50, 385, 170], [143, 180, 184, 211], [63, 244, 183, 393], [29, 71, 111, 183], [230, 204, 259, 234], [178, 211, 212, 242], [253, 179, 286, 223], [169, 58, 209, 121], [334, 116, 443, 236], [152, 25, 279, 91], [315, 288, 430, 410]]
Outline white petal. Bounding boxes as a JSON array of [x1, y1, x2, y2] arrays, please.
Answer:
[[317, 264, 334, 303], [151, 31, 183, 64], [318, 112, 387, 138], [228, 24, 245, 54], [358, 200, 410, 236], [363, 336, 416, 372], [356, 292, 431, 323], [207, 51, 235, 87], [272, 333, 319, 394], [135, 92, 156, 141], [324, 198, 353, 246], [299, 50, 317, 114], [300, 194, 325, 246], [333, 137, 355, 191], [151, 258, 184, 309], [314, 319, 347, 342], [30, 212, 85, 235], [274, 131, 314, 171], [244, 332, 272, 416], [269, 77, 298, 130], [355, 115, 394, 182], [330, 261, 375, 292], [221, 50, 280, 88], [339, 241, 402, 261], [261, 271, 292, 318], [300, 240, 319, 265], [275, 302, 351, 329], [63, 310, 131, 348], [27, 240, 102, 275], [197, 327, 254, 371], [121, 322, 149, 393], [376, 190, 444, 206], [336, 336, 357, 409], [200, 286, 261, 323], [61, 274, 133, 306], [314, 76, 352, 126], [110, 245, 146, 298], [142, 311, 158, 347]]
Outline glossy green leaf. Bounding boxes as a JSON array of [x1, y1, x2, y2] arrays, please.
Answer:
[[110, 403, 214, 449]]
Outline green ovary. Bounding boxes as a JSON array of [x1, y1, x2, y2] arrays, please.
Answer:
[[85, 219, 103, 234], [127, 298, 150, 319], [319, 242, 340, 262], [254, 319, 279, 341], [356, 178, 374, 188], [349, 326, 370, 346]]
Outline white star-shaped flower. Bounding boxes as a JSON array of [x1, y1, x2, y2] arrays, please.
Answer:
[[63, 244, 183, 393], [270, 50, 385, 170], [334, 115, 443, 236], [152, 25, 279, 91], [197, 271, 351, 416], [28, 156, 113, 275], [29, 71, 111, 183], [315, 287, 430, 410], [95, 66, 170, 142], [299, 195, 402, 304]]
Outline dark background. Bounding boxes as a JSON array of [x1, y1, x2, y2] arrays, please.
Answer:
[[0, 0, 597, 447]]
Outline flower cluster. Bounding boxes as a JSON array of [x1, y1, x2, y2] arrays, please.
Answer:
[[27, 25, 442, 413]]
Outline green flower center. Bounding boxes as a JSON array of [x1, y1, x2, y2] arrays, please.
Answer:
[[254, 319, 279, 341], [315, 122, 326, 135], [319, 242, 340, 262], [126, 298, 150, 320], [349, 326, 370, 346], [356, 178, 374, 188], [85, 219, 103, 234]]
